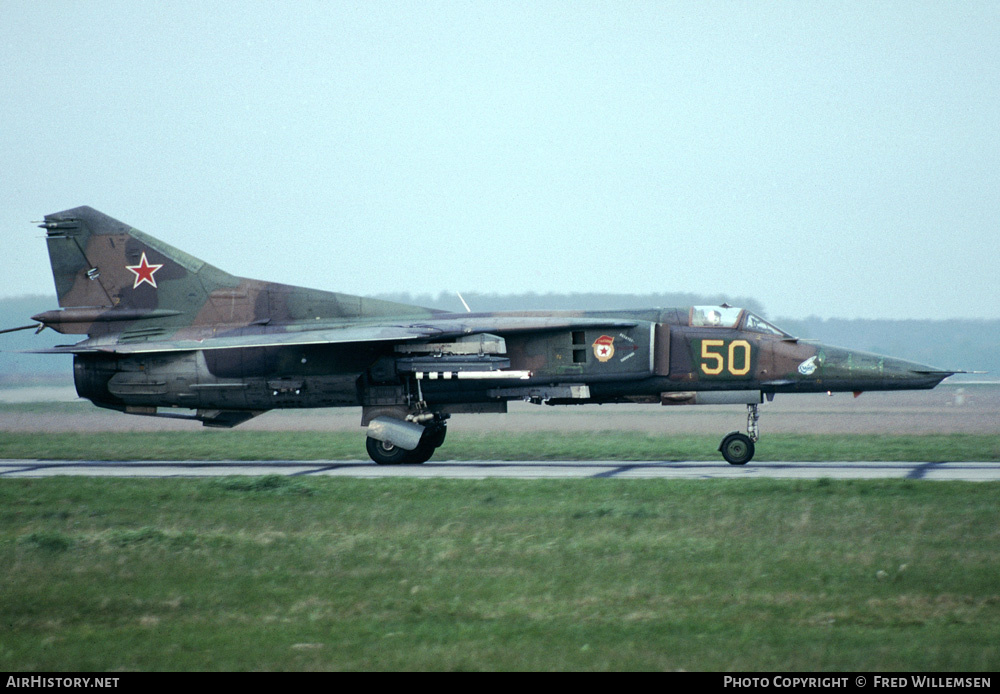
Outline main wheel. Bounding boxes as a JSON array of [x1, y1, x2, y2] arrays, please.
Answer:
[[423, 424, 447, 449], [719, 432, 755, 465], [366, 437, 414, 465], [405, 441, 436, 464], [398, 425, 444, 465]]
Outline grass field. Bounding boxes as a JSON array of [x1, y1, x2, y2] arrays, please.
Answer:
[[2, 395, 998, 671], [2, 477, 999, 671]]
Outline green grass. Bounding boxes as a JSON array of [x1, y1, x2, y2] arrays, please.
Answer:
[[1, 477, 998, 671], [1, 431, 998, 461], [0, 402, 90, 414]]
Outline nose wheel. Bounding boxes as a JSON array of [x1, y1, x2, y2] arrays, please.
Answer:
[[719, 404, 760, 465], [719, 432, 755, 465]]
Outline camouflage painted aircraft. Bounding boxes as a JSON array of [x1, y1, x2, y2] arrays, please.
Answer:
[[10, 207, 958, 465]]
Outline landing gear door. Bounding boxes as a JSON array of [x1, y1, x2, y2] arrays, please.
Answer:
[[654, 323, 670, 376]]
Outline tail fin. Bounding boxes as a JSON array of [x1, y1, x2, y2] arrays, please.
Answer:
[[39, 206, 236, 334], [37, 206, 440, 337]]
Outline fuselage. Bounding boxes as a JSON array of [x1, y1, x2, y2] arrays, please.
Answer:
[[72, 306, 950, 417]]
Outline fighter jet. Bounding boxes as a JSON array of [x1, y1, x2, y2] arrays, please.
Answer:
[[10, 207, 958, 465]]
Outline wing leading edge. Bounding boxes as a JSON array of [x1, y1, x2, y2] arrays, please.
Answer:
[[28, 316, 640, 355]]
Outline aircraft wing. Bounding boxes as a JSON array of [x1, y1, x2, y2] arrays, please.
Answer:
[[28, 316, 639, 355]]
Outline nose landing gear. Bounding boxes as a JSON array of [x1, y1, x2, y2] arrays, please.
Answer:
[[719, 403, 760, 465]]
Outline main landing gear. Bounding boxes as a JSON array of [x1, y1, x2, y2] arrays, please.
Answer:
[[719, 403, 760, 465], [366, 419, 448, 465]]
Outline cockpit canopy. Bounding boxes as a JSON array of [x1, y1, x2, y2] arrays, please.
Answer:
[[689, 306, 790, 337]]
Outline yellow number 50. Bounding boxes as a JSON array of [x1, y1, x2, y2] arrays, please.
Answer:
[[700, 340, 751, 376]]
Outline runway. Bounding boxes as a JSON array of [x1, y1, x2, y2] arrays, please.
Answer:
[[3, 459, 999, 481]]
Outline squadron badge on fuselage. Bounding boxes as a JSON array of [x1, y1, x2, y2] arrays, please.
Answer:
[[593, 335, 615, 362]]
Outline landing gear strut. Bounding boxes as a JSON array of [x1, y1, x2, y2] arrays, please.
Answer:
[[719, 403, 760, 465]]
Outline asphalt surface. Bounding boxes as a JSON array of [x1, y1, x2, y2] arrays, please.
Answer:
[[2, 459, 999, 481]]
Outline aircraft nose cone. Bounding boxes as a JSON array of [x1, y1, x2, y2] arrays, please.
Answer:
[[817, 347, 955, 391], [884, 355, 955, 388]]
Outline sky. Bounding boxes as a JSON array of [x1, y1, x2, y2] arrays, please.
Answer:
[[1, 1, 998, 320]]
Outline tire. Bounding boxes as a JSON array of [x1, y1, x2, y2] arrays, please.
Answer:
[[423, 424, 447, 449], [406, 441, 435, 464], [399, 425, 444, 465], [719, 432, 755, 465], [366, 437, 414, 465]]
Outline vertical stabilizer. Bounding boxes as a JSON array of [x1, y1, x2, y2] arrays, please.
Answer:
[[37, 206, 442, 336], [39, 206, 236, 334]]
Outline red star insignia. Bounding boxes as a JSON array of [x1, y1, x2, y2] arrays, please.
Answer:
[[125, 252, 163, 289]]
